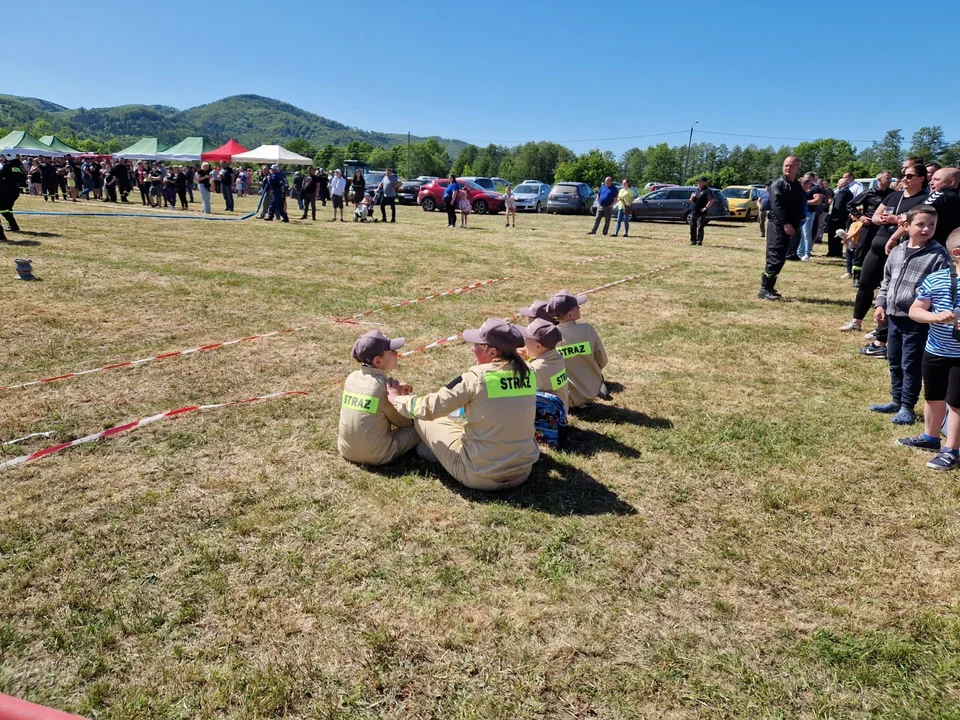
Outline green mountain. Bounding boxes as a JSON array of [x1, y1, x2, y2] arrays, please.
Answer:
[[0, 93, 468, 158]]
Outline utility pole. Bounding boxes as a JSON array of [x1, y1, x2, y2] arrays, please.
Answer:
[[407, 132, 412, 178], [682, 120, 699, 183]]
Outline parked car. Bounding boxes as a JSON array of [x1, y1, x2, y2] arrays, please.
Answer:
[[397, 179, 427, 205], [415, 175, 438, 182], [512, 181, 551, 213], [629, 186, 729, 223], [417, 178, 505, 214], [644, 183, 677, 194], [547, 182, 596, 214], [491, 176, 510, 187], [460, 176, 496, 192], [721, 185, 763, 220]]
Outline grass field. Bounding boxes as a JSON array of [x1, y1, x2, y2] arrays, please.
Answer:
[[1, 193, 959, 719]]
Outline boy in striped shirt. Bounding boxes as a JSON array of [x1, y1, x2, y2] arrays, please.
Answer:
[[898, 228, 960, 470]]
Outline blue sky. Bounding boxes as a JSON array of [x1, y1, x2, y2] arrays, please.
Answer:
[[6, 1, 960, 156]]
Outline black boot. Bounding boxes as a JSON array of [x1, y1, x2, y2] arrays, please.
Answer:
[[757, 272, 782, 301]]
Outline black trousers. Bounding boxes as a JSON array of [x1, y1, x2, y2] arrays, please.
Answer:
[[177, 188, 188, 209], [319, 189, 329, 206], [689, 211, 706, 244], [826, 218, 845, 257], [0, 187, 20, 230], [853, 225, 880, 270], [139, 183, 149, 204], [42, 181, 57, 200], [854, 236, 889, 320], [380, 196, 396, 221], [446, 200, 458, 226], [764, 222, 792, 276], [302, 194, 316, 219]]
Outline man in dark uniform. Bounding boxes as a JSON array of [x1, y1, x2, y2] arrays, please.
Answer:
[[0, 154, 28, 237], [827, 176, 853, 258], [300, 166, 318, 220], [758, 155, 805, 301], [39, 157, 58, 202], [688, 176, 714, 245], [112, 159, 130, 202], [264, 164, 289, 222], [317, 168, 329, 206]]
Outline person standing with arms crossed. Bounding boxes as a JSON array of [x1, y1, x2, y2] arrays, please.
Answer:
[[689, 176, 714, 246], [758, 156, 805, 301], [377, 168, 400, 223]]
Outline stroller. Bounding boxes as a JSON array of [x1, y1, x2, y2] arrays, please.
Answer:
[[355, 194, 374, 222]]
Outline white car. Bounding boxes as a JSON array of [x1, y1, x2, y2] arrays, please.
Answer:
[[512, 181, 551, 213]]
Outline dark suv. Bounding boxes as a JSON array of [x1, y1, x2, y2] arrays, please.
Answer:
[[629, 186, 729, 223], [546, 182, 595, 214]]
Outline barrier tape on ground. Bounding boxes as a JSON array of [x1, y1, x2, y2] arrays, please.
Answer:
[[0, 328, 309, 392], [3, 431, 55, 446], [0, 391, 306, 471]]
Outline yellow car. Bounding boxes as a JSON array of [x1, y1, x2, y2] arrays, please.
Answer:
[[721, 185, 763, 220]]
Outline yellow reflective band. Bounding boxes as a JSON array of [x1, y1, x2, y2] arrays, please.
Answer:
[[341, 391, 379, 414], [550, 369, 568, 390], [557, 341, 592, 359], [485, 370, 535, 398]]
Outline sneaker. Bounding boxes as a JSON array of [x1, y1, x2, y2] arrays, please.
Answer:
[[892, 408, 917, 425], [800, 255, 811, 262], [927, 449, 960, 471], [839, 320, 862, 332], [859, 343, 886, 358], [757, 288, 782, 301], [897, 434, 941, 451], [840, 272, 851, 279], [869, 401, 899, 414], [864, 330, 877, 341]]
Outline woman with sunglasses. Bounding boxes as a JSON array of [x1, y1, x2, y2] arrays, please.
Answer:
[[841, 163, 930, 348]]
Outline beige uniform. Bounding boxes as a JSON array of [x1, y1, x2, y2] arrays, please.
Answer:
[[557, 321, 608, 407], [338, 366, 419, 465], [391, 361, 539, 491], [529, 347, 569, 411]]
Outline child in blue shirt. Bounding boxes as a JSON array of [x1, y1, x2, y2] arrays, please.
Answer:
[[898, 227, 960, 470]]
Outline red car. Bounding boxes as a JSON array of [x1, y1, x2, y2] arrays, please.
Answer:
[[417, 178, 505, 214]]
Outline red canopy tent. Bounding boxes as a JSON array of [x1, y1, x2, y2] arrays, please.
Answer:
[[201, 138, 249, 163]]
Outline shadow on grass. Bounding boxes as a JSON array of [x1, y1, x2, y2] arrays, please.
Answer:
[[1, 237, 42, 246], [570, 403, 673, 429], [561, 426, 640, 459], [13, 230, 60, 238], [604, 380, 626, 396], [439, 452, 637, 516], [790, 297, 856, 308]]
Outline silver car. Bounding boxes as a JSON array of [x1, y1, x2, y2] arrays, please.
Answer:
[[512, 181, 550, 213]]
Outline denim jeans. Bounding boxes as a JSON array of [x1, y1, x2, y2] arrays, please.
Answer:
[[798, 212, 817, 258], [199, 184, 211, 214], [887, 315, 927, 409], [614, 208, 630, 236], [222, 185, 234, 211]]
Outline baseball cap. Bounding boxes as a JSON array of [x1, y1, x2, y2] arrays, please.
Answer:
[[547, 290, 588, 318], [518, 318, 562, 349], [351, 330, 405, 365], [518, 300, 554, 322], [462, 318, 524, 352], [271, 164, 280, 171]]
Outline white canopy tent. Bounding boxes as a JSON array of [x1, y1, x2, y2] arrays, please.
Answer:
[[231, 144, 312, 165]]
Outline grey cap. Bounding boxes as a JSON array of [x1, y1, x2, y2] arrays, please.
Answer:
[[462, 318, 524, 352], [518, 318, 562, 349], [518, 300, 554, 322], [547, 290, 588, 318], [352, 330, 405, 365]]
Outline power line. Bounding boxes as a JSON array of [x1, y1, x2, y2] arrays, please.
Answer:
[[697, 129, 880, 144], [490, 130, 689, 146]]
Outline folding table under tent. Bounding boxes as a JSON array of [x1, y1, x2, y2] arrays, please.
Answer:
[[201, 138, 249, 164], [230, 144, 313, 165], [157, 137, 216, 162], [38, 135, 81, 154], [113, 137, 170, 160], [0, 130, 64, 157]]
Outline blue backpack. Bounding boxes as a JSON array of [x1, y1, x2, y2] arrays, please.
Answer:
[[535, 392, 568, 449]]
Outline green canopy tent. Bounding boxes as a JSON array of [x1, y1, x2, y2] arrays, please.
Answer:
[[0, 130, 63, 157], [39, 135, 81, 154], [113, 137, 170, 160], [157, 137, 216, 162]]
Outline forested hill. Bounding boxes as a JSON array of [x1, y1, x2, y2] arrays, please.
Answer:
[[0, 93, 467, 157]]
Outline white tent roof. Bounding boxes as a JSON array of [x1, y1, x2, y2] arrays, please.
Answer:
[[230, 144, 312, 165]]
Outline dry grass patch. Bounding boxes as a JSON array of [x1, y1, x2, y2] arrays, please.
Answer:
[[1, 194, 960, 718]]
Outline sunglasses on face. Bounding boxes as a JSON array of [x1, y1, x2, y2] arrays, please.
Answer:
[[902, 173, 920, 179]]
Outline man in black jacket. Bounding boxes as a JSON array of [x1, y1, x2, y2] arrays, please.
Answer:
[[758, 156, 805, 301], [849, 171, 893, 286], [923, 167, 960, 245], [0, 154, 28, 237], [300, 166, 319, 220], [827, 176, 853, 258]]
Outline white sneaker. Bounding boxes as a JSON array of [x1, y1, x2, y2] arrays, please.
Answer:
[[864, 330, 877, 341], [840, 320, 862, 332], [800, 255, 811, 262]]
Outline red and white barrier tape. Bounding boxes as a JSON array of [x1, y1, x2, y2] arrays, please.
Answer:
[[0, 391, 306, 471], [0, 328, 309, 392], [3, 431, 55, 446]]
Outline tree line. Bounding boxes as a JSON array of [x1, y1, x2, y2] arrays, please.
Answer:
[[6, 119, 958, 191]]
